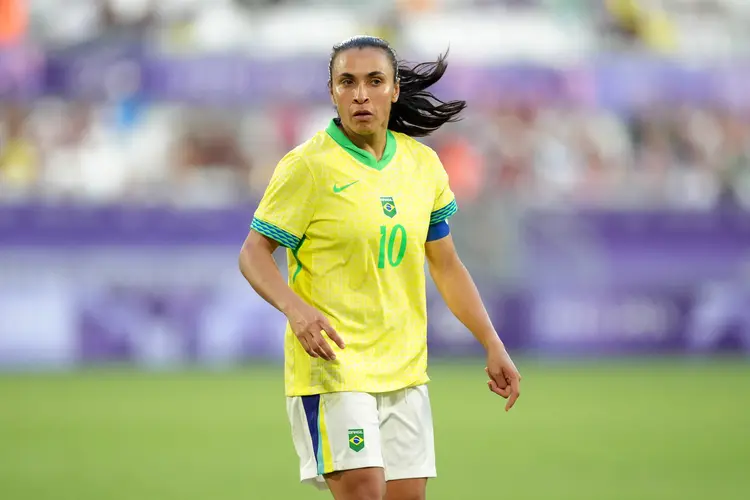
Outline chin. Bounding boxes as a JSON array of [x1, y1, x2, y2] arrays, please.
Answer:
[[349, 121, 377, 135]]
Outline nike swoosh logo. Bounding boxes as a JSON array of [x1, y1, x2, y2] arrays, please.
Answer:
[[333, 180, 360, 193]]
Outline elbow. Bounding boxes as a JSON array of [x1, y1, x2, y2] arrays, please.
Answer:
[[238, 246, 246, 272], [239, 231, 278, 281], [238, 237, 259, 280], [238, 242, 252, 279]]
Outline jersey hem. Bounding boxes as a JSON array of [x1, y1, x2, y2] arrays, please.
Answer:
[[285, 377, 431, 398]]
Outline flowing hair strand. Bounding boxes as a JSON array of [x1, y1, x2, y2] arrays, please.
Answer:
[[389, 51, 467, 137]]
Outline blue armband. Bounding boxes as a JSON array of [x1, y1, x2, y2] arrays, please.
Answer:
[[426, 220, 450, 242]]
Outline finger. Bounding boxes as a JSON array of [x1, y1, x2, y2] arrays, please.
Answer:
[[505, 391, 519, 412], [487, 378, 510, 398], [510, 374, 520, 396], [505, 378, 521, 412], [498, 385, 512, 398], [309, 336, 332, 361], [310, 331, 336, 361], [494, 380, 512, 398], [488, 368, 508, 389], [321, 322, 345, 349], [311, 343, 331, 361], [505, 367, 522, 383], [298, 336, 318, 358], [487, 379, 509, 399]]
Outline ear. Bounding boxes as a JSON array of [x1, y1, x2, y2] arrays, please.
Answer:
[[392, 78, 400, 103]]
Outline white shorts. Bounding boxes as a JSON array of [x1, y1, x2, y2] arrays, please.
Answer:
[[286, 385, 436, 490]]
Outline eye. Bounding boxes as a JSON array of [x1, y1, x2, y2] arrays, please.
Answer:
[[340, 79, 353, 86], [371, 78, 382, 86]]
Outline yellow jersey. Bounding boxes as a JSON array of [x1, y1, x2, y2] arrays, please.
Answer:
[[251, 119, 457, 396]]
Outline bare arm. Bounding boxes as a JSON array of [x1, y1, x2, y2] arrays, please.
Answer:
[[239, 231, 344, 360], [425, 234, 502, 351], [239, 230, 303, 316], [426, 234, 521, 410]]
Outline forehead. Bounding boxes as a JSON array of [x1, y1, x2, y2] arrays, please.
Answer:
[[331, 47, 394, 78]]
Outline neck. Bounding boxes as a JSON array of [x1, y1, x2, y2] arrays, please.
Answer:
[[340, 123, 387, 161]]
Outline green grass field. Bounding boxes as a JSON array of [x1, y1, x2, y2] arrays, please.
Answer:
[[1, 359, 749, 500]]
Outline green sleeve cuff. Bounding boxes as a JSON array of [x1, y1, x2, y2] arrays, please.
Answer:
[[250, 218, 302, 249], [429, 199, 458, 225]]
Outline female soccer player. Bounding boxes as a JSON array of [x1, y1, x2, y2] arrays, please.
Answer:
[[239, 35, 521, 500]]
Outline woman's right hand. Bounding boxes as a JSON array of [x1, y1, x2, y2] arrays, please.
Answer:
[[285, 302, 345, 361]]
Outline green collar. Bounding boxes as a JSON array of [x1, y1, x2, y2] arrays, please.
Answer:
[[325, 119, 396, 171]]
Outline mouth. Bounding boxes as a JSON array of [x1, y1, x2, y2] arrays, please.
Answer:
[[353, 110, 373, 119]]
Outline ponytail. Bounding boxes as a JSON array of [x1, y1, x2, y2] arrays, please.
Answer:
[[389, 52, 467, 137]]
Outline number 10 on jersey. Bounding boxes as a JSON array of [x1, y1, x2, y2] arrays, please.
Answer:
[[378, 224, 407, 269]]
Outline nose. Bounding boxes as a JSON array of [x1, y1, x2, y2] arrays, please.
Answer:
[[353, 83, 369, 104]]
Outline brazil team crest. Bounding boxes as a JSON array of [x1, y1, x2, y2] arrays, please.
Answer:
[[348, 429, 365, 452], [380, 197, 397, 218]]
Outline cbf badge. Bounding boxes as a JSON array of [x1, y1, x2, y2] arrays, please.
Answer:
[[348, 429, 365, 452], [380, 196, 397, 218]]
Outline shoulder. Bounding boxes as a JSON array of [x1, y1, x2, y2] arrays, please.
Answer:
[[391, 131, 442, 165], [391, 131, 446, 181], [277, 129, 336, 175], [281, 129, 338, 175]]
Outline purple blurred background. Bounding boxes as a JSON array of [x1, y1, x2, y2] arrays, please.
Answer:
[[2, 204, 749, 369]]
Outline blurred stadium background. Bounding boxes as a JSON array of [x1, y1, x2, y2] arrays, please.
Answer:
[[1, 0, 750, 499]]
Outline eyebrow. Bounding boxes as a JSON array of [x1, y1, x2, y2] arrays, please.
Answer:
[[338, 71, 387, 79]]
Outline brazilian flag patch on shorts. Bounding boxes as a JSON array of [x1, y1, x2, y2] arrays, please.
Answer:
[[348, 429, 365, 452]]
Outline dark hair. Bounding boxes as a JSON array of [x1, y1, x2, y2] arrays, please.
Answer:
[[328, 35, 466, 138]]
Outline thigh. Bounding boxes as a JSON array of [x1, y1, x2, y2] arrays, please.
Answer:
[[287, 392, 385, 491], [379, 385, 436, 484], [326, 467, 386, 500]]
